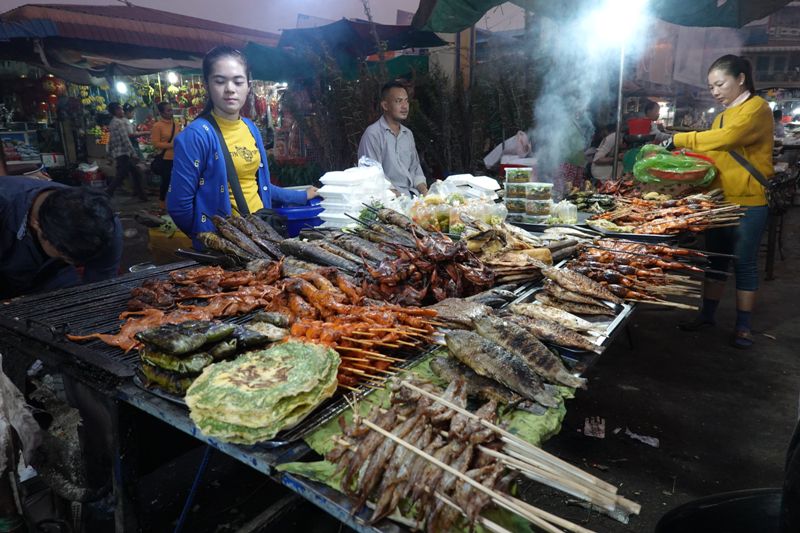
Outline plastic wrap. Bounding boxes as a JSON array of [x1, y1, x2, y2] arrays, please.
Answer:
[[633, 144, 717, 186]]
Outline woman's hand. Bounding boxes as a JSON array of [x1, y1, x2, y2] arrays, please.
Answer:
[[306, 186, 319, 200]]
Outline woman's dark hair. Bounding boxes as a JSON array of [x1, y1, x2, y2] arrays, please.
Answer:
[[774, 108, 783, 121], [201, 45, 249, 116], [157, 101, 171, 113], [108, 102, 122, 115], [38, 188, 116, 263], [708, 54, 756, 94], [643, 100, 659, 115]]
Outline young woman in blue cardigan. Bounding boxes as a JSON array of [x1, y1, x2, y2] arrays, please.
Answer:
[[167, 46, 318, 248]]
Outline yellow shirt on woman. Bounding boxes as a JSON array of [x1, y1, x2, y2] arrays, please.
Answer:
[[211, 111, 264, 214], [673, 96, 773, 207]]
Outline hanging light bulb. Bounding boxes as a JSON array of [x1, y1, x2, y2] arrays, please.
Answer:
[[115, 81, 128, 94], [167, 71, 179, 84]]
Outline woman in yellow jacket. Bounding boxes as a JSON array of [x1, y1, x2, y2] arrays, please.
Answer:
[[669, 55, 772, 349]]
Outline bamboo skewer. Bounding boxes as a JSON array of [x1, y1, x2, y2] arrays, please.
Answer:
[[625, 298, 698, 310], [340, 356, 370, 363], [358, 418, 566, 533], [333, 436, 517, 533], [401, 382, 618, 494]]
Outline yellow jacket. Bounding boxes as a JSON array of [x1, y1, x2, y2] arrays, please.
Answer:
[[673, 96, 773, 206], [151, 118, 180, 160]]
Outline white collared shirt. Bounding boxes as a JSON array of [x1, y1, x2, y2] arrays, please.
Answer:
[[726, 90, 751, 109], [357, 115, 426, 196]]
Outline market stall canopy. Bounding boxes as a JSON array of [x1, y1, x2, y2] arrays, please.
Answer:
[[278, 18, 446, 58], [245, 41, 430, 82], [0, 4, 279, 82], [412, 0, 793, 32]]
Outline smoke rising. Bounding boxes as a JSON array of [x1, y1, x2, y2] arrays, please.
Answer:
[[530, 4, 653, 190]]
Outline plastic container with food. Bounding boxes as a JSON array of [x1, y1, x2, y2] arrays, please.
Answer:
[[505, 197, 527, 213], [505, 182, 528, 198], [525, 199, 552, 216], [525, 182, 554, 200], [505, 167, 534, 183]]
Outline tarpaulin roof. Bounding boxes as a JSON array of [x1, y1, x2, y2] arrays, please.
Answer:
[[412, 0, 794, 33], [278, 18, 446, 57], [0, 4, 279, 53]]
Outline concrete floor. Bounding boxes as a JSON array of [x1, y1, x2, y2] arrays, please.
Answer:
[[112, 200, 800, 532]]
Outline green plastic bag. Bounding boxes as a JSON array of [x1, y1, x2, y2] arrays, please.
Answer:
[[633, 144, 717, 186]]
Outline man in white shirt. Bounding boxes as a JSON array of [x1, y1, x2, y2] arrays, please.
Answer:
[[358, 81, 428, 197]]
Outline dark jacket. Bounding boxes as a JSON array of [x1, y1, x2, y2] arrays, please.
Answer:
[[0, 177, 123, 300]]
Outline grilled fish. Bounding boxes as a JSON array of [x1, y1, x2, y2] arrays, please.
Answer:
[[445, 330, 559, 407], [430, 356, 521, 404], [316, 240, 369, 266], [244, 214, 284, 242], [281, 257, 322, 276], [227, 216, 284, 259], [540, 263, 622, 304], [197, 232, 257, 262], [535, 291, 616, 316], [507, 314, 600, 353], [331, 233, 391, 262], [279, 238, 359, 272], [425, 298, 492, 329], [376, 208, 428, 235], [509, 303, 602, 334], [472, 315, 586, 389], [212, 215, 269, 259], [543, 279, 609, 307], [208, 338, 238, 360]]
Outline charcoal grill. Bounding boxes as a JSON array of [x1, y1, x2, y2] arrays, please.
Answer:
[[0, 261, 196, 385]]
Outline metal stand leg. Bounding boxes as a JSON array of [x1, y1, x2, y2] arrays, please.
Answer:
[[173, 445, 213, 533], [625, 324, 634, 350], [778, 213, 786, 260], [110, 398, 139, 533], [765, 214, 778, 281]]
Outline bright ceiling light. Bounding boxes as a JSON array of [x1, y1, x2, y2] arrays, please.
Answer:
[[167, 71, 179, 84], [586, 0, 650, 47], [768, 101, 777, 110], [115, 81, 128, 94], [707, 107, 715, 114], [792, 107, 800, 116]]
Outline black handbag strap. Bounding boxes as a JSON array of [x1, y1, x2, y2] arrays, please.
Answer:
[[157, 121, 177, 158], [728, 150, 771, 189], [718, 114, 771, 189], [202, 114, 250, 215]]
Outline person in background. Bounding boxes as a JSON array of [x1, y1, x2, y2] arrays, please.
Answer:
[[643, 100, 671, 143], [123, 103, 148, 158], [168, 46, 318, 247], [591, 123, 625, 181], [0, 176, 122, 300], [150, 101, 181, 209], [358, 81, 428, 197], [106, 102, 147, 201], [665, 54, 773, 349], [774, 108, 786, 139]]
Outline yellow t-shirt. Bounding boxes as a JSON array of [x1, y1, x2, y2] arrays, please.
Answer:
[[212, 111, 264, 214]]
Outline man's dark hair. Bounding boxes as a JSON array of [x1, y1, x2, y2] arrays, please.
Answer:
[[157, 101, 171, 113], [643, 100, 659, 115], [38, 188, 116, 263], [381, 80, 408, 101], [774, 108, 783, 121], [123, 103, 134, 113], [108, 102, 122, 115]]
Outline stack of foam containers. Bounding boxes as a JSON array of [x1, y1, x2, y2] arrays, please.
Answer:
[[318, 166, 393, 228]]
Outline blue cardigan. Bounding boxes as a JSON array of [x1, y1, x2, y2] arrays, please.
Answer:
[[167, 116, 307, 248]]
